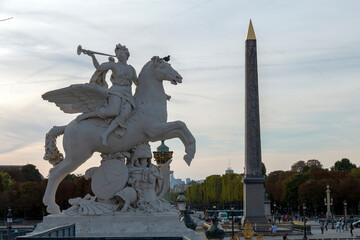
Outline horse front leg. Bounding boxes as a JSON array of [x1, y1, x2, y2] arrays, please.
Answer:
[[146, 121, 196, 165]]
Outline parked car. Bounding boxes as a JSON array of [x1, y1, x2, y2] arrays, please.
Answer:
[[218, 211, 229, 223], [353, 220, 360, 228]]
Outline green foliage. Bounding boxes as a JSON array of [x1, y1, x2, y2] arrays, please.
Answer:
[[298, 179, 327, 205], [262, 163, 266, 176], [291, 160, 307, 173], [204, 175, 222, 203], [349, 168, 360, 179], [21, 164, 42, 182], [0, 171, 14, 191], [170, 191, 178, 202], [266, 170, 293, 204], [185, 183, 203, 203], [282, 173, 310, 204], [266, 158, 360, 215], [306, 159, 323, 169], [332, 158, 356, 171], [291, 159, 323, 174], [64, 174, 78, 182], [185, 173, 243, 206]]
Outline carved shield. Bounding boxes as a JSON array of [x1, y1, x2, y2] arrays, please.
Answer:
[[91, 160, 129, 200]]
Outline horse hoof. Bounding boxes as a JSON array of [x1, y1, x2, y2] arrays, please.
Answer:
[[46, 204, 61, 214], [184, 155, 192, 166]]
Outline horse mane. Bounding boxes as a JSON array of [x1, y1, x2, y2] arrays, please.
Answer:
[[137, 60, 152, 84]]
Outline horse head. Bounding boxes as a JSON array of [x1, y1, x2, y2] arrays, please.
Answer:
[[150, 56, 182, 85]]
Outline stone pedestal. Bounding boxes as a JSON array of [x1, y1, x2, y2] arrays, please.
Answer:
[[34, 210, 199, 239], [242, 177, 268, 226]]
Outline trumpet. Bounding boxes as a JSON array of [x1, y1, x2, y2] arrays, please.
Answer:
[[77, 45, 116, 57]]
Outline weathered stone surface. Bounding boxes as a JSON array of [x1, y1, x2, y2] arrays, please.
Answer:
[[34, 210, 200, 239], [42, 48, 196, 214], [243, 22, 267, 225]]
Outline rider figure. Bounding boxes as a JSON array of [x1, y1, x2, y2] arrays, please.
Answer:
[[76, 44, 138, 145]]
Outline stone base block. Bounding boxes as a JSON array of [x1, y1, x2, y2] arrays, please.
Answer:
[[34, 210, 199, 239], [241, 216, 269, 227]]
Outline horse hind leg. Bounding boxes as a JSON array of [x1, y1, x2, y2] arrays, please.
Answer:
[[165, 129, 195, 166], [43, 153, 91, 214]]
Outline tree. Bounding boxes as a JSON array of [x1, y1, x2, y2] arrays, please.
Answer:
[[204, 175, 222, 204], [186, 183, 203, 204], [291, 161, 307, 173], [306, 159, 323, 169], [262, 162, 266, 176], [332, 158, 356, 171], [349, 168, 360, 179], [282, 173, 310, 204], [64, 174, 77, 182], [221, 173, 239, 203], [21, 164, 42, 182], [266, 170, 293, 204], [0, 171, 14, 191]]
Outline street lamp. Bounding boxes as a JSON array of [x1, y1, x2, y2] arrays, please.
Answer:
[[331, 198, 334, 229], [6, 208, 13, 240], [176, 193, 196, 230], [302, 203, 307, 240], [343, 200, 348, 231], [205, 205, 225, 239], [230, 206, 235, 239], [273, 202, 277, 223]]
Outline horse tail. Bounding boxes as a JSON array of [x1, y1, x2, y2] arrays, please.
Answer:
[[44, 125, 66, 166]]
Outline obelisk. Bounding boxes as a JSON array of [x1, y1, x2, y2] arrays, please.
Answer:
[[242, 20, 267, 225]]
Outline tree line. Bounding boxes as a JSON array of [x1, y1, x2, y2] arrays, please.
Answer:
[[0, 158, 359, 219], [0, 164, 91, 220], [184, 158, 360, 216], [184, 173, 244, 209], [267, 158, 360, 216]]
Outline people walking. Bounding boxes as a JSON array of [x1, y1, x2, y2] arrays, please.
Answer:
[[325, 221, 328, 231], [336, 220, 341, 232], [320, 220, 325, 234], [271, 223, 277, 236], [350, 223, 354, 237]]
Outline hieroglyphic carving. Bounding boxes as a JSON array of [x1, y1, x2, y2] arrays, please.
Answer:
[[245, 39, 262, 177]]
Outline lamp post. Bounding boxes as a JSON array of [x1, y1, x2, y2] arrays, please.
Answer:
[[344, 200, 348, 231], [6, 208, 13, 240], [331, 198, 334, 229], [176, 193, 196, 230], [230, 206, 235, 239], [273, 202, 276, 223], [205, 205, 225, 240], [302, 203, 307, 240]]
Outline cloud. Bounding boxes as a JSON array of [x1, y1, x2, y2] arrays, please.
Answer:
[[0, 0, 359, 181]]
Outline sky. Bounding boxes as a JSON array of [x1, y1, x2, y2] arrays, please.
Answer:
[[0, 0, 359, 181]]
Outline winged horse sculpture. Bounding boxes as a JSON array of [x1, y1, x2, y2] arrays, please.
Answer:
[[42, 55, 196, 214]]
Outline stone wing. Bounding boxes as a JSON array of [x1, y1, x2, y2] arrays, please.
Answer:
[[42, 83, 108, 113]]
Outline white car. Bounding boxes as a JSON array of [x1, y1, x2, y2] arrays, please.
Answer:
[[353, 220, 360, 228]]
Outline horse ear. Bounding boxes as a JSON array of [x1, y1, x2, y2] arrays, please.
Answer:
[[151, 56, 161, 67]]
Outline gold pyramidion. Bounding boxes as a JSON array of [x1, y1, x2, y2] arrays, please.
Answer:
[[246, 19, 256, 40]]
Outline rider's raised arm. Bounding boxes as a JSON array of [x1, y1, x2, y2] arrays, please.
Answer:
[[88, 52, 112, 71]]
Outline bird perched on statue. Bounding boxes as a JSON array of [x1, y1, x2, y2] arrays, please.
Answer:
[[163, 55, 170, 62]]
